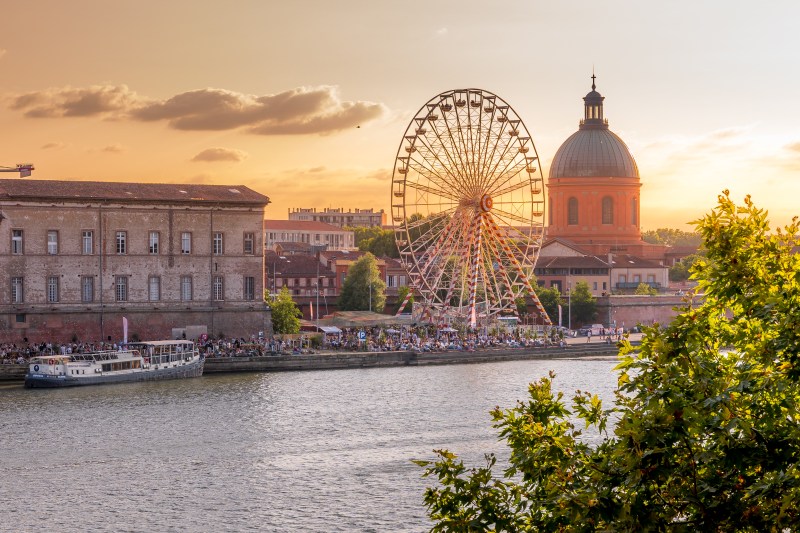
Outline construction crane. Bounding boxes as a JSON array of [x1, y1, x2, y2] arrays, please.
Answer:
[[0, 164, 34, 177]]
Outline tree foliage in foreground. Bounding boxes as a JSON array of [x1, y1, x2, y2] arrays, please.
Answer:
[[416, 192, 800, 531]]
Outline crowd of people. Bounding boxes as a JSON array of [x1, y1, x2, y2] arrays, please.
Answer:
[[1, 341, 123, 364], [2, 324, 620, 365]]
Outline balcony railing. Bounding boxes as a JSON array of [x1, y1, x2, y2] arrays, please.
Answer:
[[615, 282, 662, 290]]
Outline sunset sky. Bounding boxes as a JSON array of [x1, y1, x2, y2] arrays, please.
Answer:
[[2, 1, 799, 230]]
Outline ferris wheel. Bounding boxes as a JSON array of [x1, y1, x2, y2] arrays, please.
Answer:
[[391, 88, 551, 327]]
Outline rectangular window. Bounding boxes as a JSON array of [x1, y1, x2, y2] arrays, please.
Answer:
[[647, 274, 656, 283], [81, 276, 94, 303], [213, 232, 224, 255], [47, 230, 59, 255], [181, 232, 191, 254], [244, 276, 255, 301], [148, 276, 160, 301], [82, 231, 94, 255], [115, 276, 128, 302], [243, 232, 255, 255], [149, 231, 160, 254], [602, 282, 607, 291], [618, 274, 627, 284], [47, 276, 59, 303], [633, 274, 641, 283], [12, 229, 23, 255], [593, 282, 598, 290], [116, 231, 127, 255], [386, 275, 396, 287], [181, 276, 192, 301], [213, 276, 224, 301], [11, 277, 23, 303]]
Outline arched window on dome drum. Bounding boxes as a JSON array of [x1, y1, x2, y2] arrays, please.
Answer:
[[549, 197, 553, 225], [632, 197, 638, 225], [602, 196, 613, 225], [567, 197, 578, 225]]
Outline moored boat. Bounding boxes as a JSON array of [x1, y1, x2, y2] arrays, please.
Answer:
[[24, 340, 204, 388]]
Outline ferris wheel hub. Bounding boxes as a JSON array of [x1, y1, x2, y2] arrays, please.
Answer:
[[479, 194, 493, 213]]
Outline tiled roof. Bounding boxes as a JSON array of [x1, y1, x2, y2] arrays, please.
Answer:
[[537, 256, 610, 268], [266, 252, 334, 277], [320, 250, 369, 261], [264, 219, 347, 232], [609, 254, 664, 268], [0, 179, 269, 205]]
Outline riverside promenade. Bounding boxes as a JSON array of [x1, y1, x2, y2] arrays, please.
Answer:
[[0, 334, 641, 383]]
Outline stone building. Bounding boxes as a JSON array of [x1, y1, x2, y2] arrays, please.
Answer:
[[288, 207, 386, 228], [264, 219, 355, 251], [0, 179, 270, 343]]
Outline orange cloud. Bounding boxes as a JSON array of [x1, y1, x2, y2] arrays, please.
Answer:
[[41, 141, 67, 150], [8, 84, 388, 135], [100, 143, 125, 153], [134, 86, 385, 134], [191, 147, 248, 162], [10, 85, 141, 118]]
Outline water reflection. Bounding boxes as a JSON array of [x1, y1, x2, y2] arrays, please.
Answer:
[[1, 357, 618, 532]]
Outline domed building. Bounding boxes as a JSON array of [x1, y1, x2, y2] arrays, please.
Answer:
[[534, 76, 674, 302], [546, 76, 662, 259]]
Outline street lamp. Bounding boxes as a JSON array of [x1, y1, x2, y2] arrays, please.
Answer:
[[566, 269, 572, 331], [315, 259, 320, 330]]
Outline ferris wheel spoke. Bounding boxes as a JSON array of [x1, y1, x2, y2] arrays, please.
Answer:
[[414, 132, 472, 193], [487, 178, 530, 198], [486, 206, 531, 226], [404, 177, 461, 204], [480, 150, 526, 194], [408, 213, 461, 253]]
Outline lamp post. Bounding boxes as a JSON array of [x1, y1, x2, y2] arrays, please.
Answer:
[[315, 259, 320, 331], [567, 269, 572, 331]]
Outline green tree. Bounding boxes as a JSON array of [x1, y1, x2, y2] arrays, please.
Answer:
[[416, 192, 800, 530], [570, 280, 596, 324], [348, 225, 383, 249], [642, 227, 703, 247], [338, 253, 387, 311], [349, 226, 399, 258], [364, 230, 399, 258], [634, 281, 657, 295], [535, 286, 563, 325], [669, 252, 704, 281], [270, 286, 301, 334]]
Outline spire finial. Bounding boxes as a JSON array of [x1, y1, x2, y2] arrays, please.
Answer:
[[591, 68, 596, 91]]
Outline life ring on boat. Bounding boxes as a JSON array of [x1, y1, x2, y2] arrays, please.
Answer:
[[48, 358, 56, 365]]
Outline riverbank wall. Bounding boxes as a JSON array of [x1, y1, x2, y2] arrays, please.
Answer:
[[0, 344, 625, 383], [203, 344, 622, 373]]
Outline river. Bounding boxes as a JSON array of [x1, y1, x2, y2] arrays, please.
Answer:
[[0, 357, 618, 532]]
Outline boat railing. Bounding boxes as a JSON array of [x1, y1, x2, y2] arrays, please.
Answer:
[[71, 350, 139, 362]]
